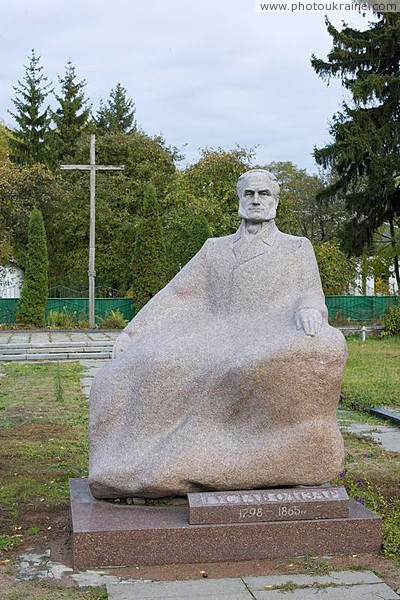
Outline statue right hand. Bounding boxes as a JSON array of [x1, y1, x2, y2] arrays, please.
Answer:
[[112, 331, 132, 359]]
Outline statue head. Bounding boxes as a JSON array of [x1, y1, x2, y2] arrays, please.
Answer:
[[237, 169, 280, 223]]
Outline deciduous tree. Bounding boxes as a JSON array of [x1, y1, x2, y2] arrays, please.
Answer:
[[53, 131, 178, 290], [0, 121, 12, 165], [0, 162, 59, 266], [314, 240, 357, 295], [130, 182, 167, 312]]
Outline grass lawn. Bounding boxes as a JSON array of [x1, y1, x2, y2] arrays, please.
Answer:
[[0, 338, 399, 597], [342, 335, 400, 411], [0, 362, 106, 599]]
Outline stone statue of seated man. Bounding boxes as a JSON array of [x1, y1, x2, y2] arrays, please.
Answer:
[[89, 169, 347, 499]]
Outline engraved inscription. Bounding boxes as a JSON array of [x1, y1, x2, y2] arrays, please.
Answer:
[[237, 505, 309, 520], [239, 507, 264, 519], [189, 487, 349, 525], [200, 488, 343, 507], [278, 505, 307, 518]]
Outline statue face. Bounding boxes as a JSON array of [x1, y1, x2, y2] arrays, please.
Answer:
[[238, 174, 279, 223]]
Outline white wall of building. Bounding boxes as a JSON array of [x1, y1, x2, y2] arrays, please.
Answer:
[[388, 273, 399, 295], [0, 263, 23, 298], [350, 260, 399, 296]]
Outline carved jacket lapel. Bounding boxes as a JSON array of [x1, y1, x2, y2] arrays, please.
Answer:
[[231, 220, 279, 265]]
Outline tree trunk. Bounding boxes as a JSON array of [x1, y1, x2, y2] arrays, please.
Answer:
[[388, 216, 400, 296], [361, 253, 368, 296]]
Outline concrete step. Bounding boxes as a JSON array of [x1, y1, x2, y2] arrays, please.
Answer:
[[0, 351, 112, 362], [0, 340, 114, 349], [369, 406, 400, 427], [0, 345, 112, 355]]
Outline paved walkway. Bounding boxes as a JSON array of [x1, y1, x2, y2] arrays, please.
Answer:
[[15, 549, 400, 600], [106, 571, 400, 599], [338, 409, 400, 453]]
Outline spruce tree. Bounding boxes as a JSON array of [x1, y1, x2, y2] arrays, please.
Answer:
[[9, 50, 52, 166], [52, 61, 91, 161], [17, 208, 49, 327], [130, 182, 167, 313], [186, 216, 211, 263], [311, 14, 400, 290], [96, 83, 136, 133]]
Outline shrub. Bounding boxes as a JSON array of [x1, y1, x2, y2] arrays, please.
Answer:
[[16, 208, 48, 326], [130, 182, 167, 314], [382, 305, 400, 337], [47, 309, 88, 329], [47, 310, 73, 328], [99, 309, 127, 329]]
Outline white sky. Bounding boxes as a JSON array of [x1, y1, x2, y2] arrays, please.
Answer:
[[0, 0, 377, 172]]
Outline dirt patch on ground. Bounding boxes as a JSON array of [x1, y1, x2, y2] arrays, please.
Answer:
[[100, 553, 399, 589], [4, 423, 73, 442]]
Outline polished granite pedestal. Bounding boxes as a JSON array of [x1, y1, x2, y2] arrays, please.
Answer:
[[69, 478, 382, 570]]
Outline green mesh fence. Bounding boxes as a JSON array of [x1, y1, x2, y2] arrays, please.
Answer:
[[45, 298, 134, 323], [0, 298, 134, 325], [0, 299, 18, 325], [0, 295, 398, 326], [325, 295, 399, 323]]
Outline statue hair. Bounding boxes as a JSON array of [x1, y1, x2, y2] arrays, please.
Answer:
[[237, 169, 280, 199]]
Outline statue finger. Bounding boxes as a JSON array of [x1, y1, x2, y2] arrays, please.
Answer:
[[303, 314, 311, 335], [307, 314, 316, 336]]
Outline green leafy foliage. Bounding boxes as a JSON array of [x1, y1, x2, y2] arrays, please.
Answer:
[[185, 215, 212, 264], [383, 305, 400, 337], [99, 309, 127, 329], [163, 148, 251, 277], [16, 208, 49, 326], [53, 131, 178, 290], [130, 182, 167, 312], [0, 534, 21, 551], [0, 161, 60, 266], [333, 469, 400, 560], [9, 50, 53, 167], [265, 161, 348, 242], [0, 121, 13, 165], [314, 239, 357, 295], [46, 310, 88, 329]]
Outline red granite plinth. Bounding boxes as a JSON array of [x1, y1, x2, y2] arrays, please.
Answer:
[[70, 479, 382, 570], [188, 486, 349, 525]]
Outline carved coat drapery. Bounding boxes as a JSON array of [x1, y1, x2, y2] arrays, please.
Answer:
[[89, 221, 347, 498]]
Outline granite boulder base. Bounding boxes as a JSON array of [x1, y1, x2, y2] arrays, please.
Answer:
[[89, 170, 348, 499]]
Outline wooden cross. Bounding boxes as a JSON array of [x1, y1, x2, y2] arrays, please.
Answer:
[[61, 134, 125, 328]]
